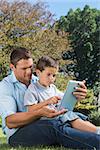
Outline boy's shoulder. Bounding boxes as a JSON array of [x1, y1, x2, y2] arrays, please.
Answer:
[[50, 84, 57, 88], [50, 84, 59, 92], [32, 74, 38, 83]]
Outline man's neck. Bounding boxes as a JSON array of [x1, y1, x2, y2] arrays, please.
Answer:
[[23, 80, 31, 87]]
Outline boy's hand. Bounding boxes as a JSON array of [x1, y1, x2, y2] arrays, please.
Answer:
[[73, 80, 87, 101], [46, 96, 61, 105]]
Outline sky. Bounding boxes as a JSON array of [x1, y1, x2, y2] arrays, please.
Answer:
[[26, 0, 100, 19]]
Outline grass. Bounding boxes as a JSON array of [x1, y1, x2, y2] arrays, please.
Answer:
[[0, 128, 72, 150], [0, 145, 72, 150]]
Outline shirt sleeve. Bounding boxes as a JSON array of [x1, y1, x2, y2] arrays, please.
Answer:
[[0, 81, 17, 120], [24, 83, 38, 106]]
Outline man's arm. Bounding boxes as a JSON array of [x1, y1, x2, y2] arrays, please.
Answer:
[[6, 107, 66, 129]]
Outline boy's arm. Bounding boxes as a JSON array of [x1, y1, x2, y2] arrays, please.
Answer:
[[27, 96, 61, 112], [73, 80, 87, 100]]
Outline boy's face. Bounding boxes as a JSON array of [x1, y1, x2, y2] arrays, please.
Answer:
[[36, 67, 58, 87]]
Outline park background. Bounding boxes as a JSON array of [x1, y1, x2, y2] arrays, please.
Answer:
[[0, 0, 100, 149]]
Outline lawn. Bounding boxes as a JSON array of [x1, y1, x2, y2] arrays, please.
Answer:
[[0, 128, 72, 150]]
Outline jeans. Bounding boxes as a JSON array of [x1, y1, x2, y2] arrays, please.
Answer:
[[9, 119, 100, 149]]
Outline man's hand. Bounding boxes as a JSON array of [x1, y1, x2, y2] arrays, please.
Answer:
[[73, 80, 87, 101], [39, 106, 67, 118]]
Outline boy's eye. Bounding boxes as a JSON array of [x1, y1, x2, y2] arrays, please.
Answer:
[[47, 73, 56, 77], [47, 73, 51, 76], [53, 74, 56, 77]]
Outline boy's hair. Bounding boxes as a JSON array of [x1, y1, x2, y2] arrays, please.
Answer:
[[36, 56, 59, 71], [10, 47, 32, 66]]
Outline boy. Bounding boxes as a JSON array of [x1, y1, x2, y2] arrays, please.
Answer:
[[24, 56, 100, 134]]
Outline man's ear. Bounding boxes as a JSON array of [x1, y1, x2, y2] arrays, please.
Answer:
[[10, 64, 15, 71]]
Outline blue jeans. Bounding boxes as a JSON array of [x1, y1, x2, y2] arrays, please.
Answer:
[[9, 119, 100, 149]]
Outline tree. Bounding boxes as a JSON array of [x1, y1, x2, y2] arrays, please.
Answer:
[[0, 0, 69, 79], [55, 5, 100, 88], [0, 0, 53, 52]]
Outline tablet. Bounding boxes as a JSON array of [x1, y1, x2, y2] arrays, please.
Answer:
[[58, 80, 82, 111]]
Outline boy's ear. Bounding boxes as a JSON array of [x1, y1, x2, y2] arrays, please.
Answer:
[[36, 69, 41, 77]]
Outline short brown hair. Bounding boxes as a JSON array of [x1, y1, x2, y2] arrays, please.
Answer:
[[36, 56, 59, 72], [10, 47, 32, 66]]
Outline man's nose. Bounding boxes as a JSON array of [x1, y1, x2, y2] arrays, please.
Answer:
[[26, 68, 32, 74]]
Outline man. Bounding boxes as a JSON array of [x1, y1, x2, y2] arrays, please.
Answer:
[[0, 47, 99, 149]]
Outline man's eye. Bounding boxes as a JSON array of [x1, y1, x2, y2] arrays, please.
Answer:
[[30, 66, 33, 69], [22, 68, 26, 70]]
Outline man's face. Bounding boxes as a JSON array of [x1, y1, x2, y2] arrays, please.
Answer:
[[36, 67, 58, 87], [10, 58, 33, 85]]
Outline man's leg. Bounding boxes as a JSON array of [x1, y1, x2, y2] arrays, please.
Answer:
[[9, 119, 100, 149], [9, 120, 58, 147]]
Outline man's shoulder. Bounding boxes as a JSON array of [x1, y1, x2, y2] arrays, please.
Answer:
[[0, 74, 11, 85], [0, 74, 14, 94]]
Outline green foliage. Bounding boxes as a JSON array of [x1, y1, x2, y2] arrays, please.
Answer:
[[0, 0, 69, 76], [0, 0, 51, 51], [55, 73, 73, 91], [0, 51, 9, 80], [55, 5, 100, 88], [0, 117, 1, 127], [93, 82, 100, 97], [0, 62, 9, 80], [31, 29, 68, 63], [93, 82, 100, 110], [0, 144, 72, 150], [75, 89, 96, 114], [0, 0, 70, 82], [89, 111, 100, 126], [0, 0, 53, 52]]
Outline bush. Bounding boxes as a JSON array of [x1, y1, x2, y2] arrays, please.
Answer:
[[55, 73, 73, 91], [0, 64, 9, 81], [0, 117, 2, 127], [0, 51, 9, 81], [89, 111, 100, 126], [75, 89, 96, 115]]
